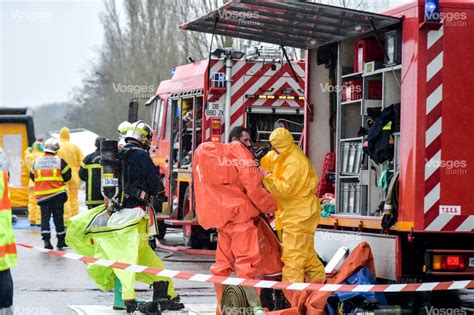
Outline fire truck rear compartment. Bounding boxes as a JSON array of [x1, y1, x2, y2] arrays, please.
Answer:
[[308, 30, 402, 220]]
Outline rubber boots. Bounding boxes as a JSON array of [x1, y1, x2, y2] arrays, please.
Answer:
[[113, 278, 126, 310], [152, 281, 184, 311], [114, 279, 150, 314], [57, 234, 68, 249], [124, 300, 138, 313], [43, 240, 53, 250], [42, 233, 53, 250], [152, 281, 169, 301], [137, 301, 161, 314]]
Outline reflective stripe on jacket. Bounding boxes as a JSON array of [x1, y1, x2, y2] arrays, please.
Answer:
[[79, 149, 103, 205], [33, 155, 68, 200]]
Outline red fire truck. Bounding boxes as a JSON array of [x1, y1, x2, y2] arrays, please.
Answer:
[[146, 50, 305, 248], [181, 0, 474, 285]]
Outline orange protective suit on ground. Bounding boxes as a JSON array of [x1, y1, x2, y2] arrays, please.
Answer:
[[193, 141, 277, 312], [57, 127, 83, 222], [24, 142, 43, 225]]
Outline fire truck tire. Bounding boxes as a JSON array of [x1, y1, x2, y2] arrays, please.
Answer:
[[180, 186, 209, 249], [183, 225, 209, 249], [157, 221, 167, 240], [152, 195, 167, 240], [221, 285, 251, 315], [183, 225, 194, 248], [179, 186, 192, 220]]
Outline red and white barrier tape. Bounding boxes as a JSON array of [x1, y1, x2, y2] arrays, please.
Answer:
[[18, 244, 474, 293]]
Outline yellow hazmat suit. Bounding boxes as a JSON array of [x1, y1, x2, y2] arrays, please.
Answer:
[[262, 128, 325, 283], [24, 142, 43, 225], [260, 150, 284, 239], [66, 205, 177, 301], [57, 127, 83, 221]]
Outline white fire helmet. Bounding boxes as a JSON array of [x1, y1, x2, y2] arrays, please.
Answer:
[[44, 137, 60, 154], [117, 121, 132, 138]]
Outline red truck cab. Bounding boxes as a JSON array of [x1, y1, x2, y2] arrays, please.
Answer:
[[148, 54, 306, 247]]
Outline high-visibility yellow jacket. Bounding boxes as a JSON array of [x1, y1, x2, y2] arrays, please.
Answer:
[[31, 153, 72, 202], [0, 150, 17, 271]]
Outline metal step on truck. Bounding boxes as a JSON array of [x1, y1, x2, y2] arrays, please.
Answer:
[[180, 0, 474, 301], [144, 47, 306, 248]]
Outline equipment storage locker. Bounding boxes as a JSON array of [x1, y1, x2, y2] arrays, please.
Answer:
[[181, 0, 474, 283]]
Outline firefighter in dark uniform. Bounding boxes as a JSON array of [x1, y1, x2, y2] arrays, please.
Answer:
[[30, 138, 71, 249], [79, 136, 106, 209], [118, 121, 184, 312], [120, 123, 159, 209]]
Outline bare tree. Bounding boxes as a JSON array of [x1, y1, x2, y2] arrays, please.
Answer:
[[71, 0, 202, 138], [70, 0, 395, 138]]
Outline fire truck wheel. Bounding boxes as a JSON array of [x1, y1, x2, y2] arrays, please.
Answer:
[[221, 285, 251, 315], [183, 225, 209, 249], [179, 186, 191, 220], [157, 221, 166, 240], [183, 225, 193, 247]]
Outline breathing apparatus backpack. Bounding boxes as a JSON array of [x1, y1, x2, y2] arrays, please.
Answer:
[[100, 140, 149, 210], [100, 140, 121, 208]]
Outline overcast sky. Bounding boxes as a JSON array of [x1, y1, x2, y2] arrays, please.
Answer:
[[1, 0, 413, 109], [1, 0, 104, 108]]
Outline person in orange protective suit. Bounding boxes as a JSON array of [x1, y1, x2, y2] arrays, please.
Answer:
[[24, 141, 44, 225], [57, 127, 83, 222], [261, 128, 325, 306], [193, 140, 277, 314]]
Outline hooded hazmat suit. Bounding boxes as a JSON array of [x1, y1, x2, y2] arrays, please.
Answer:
[[262, 128, 325, 285], [24, 142, 44, 225], [57, 127, 83, 221], [66, 205, 177, 301], [193, 141, 277, 312]]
